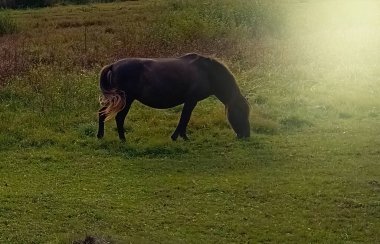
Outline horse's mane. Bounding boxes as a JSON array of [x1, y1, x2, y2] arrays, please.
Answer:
[[210, 57, 238, 85]]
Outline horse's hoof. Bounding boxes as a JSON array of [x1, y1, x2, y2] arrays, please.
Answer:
[[97, 134, 103, 139], [237, 135, 250, 140], [181, 135, 189, 141], [171, 135, 178, 141]]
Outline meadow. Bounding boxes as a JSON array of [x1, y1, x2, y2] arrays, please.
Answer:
[[0, 0, 379, 243]]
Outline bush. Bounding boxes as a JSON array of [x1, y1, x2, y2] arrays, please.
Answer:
[[0, 12, 18, 36]]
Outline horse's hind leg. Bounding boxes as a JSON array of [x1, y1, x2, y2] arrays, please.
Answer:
[[115, 99, 134, 141], [171, 101, 197, 141], [97, 106, 107, 139]]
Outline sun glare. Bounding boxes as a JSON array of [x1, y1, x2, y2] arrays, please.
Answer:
[[299, 1, 380, 67]]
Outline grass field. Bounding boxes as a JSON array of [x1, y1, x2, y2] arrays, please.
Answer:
[[0, 0, 380, 243]]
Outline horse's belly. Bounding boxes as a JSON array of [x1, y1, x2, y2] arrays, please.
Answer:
[[137, 97, 184, 109], [136, 87, 186, 108]]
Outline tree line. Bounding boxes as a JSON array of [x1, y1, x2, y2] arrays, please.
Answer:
[[0, 0, 119, 8]]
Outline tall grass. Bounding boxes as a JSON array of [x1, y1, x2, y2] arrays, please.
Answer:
[[0, 0, 286, 79], [4, 65, 98, 114], [149, 0, 284, 58], [165, 0, 284, 37], [0, 11, 17, 35]]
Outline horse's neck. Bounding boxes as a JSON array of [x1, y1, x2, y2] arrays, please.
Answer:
[[215, 92, 235, 107], [206, 60, 241, 106], [213, 79, 240, 106]]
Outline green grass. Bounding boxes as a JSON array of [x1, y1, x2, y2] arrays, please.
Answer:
[[0, 11, 18, 36], [0, 0, 380, 243]]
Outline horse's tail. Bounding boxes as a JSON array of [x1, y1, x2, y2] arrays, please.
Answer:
[[98, 64, 126, 121], [99, 64, 113, 92]]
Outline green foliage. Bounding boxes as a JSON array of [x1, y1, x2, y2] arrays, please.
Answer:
[[0, 11, 17, 36], [6, 66, 97, 114], [151, 0, 284, 47]]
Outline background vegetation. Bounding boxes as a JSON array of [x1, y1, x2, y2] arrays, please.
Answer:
[[0, 0, 379, 243], [0, 0, 121, 8]]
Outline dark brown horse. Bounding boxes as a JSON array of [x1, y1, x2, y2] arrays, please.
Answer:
[[97, 53, 250, 141]]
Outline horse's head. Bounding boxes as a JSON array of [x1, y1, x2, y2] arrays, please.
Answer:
[[226, 95, 251, 138], [184, 53, 251, 138]]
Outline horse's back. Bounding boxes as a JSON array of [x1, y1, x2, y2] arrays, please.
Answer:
[[110, 56, 211, 109]]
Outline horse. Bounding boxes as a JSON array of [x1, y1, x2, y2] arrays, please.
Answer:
[[97, 53, 250, 141]]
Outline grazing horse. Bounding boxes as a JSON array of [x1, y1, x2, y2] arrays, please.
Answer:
[[97, 53, 250, 141]]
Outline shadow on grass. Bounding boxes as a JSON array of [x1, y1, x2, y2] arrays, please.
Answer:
[[280, 115, 313, 130], [91, 140, 190, 159]]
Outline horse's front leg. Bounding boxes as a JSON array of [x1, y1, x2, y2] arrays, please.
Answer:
[[97, 106, 107, 139], [171, 101, 197, 141], [115, 99, 134, 141]]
